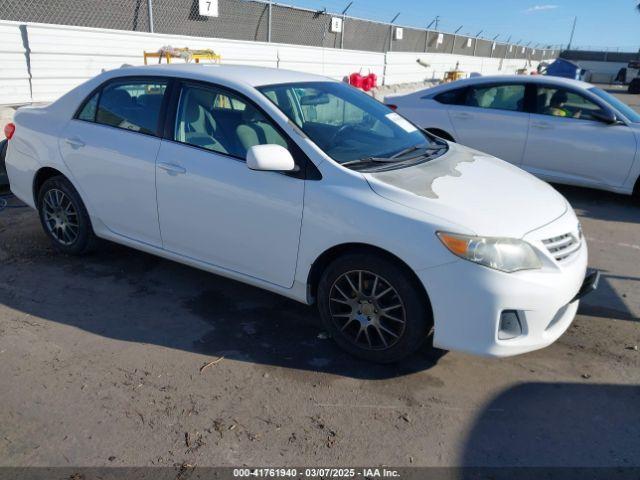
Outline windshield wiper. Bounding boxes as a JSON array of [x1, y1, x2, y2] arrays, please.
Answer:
[[341, 144, 447, 169], [340, 157, 400, 168], [389, 145, 423, 159]]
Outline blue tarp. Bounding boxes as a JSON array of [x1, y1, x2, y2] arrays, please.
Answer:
[[545, 59, 587, 81]]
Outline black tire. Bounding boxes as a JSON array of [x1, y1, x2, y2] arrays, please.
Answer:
[[317, 252, 433, 363], [0, 139, 8, 190], [37, 175, 96, 255]]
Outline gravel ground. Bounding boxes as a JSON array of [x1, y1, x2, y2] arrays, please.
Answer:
[[0, 90, 639, 470]]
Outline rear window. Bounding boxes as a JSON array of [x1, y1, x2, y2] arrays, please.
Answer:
[[76, 79, 167, 136], [465, 84, 525, 112], [433, 88, 466, 105]]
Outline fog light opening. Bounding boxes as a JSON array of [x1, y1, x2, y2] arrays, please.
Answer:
[[499, 310, 522, 340]]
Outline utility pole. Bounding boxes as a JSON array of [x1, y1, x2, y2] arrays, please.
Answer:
[[567, 16, 577, 50]]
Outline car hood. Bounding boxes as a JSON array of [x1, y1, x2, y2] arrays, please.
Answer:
[[363, 143, 568, 238]]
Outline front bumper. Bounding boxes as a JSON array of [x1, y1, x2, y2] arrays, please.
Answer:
[[418, 215, 593, 357]]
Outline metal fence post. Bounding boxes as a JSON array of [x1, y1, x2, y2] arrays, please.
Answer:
[[147, 0, 154, 33], [268, 0, 272, 42]]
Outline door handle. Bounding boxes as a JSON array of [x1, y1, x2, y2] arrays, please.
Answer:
[[532, 122, 553, 130], [64, 137, 85, 148], [158, 162, 186, 175], [452, 112, 472, 119]]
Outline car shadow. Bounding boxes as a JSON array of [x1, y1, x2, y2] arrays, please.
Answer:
[[0, 218, 446, 380], [578, 271, 639, 322], [552, 184, 639, 224], [461, 382, 640, 471]]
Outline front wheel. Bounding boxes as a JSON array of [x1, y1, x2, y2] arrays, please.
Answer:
[[37, 176, 96, 255], [317, 253, 433, 363]]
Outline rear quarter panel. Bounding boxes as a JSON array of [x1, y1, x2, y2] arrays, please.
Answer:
[[6, 106, 72, 208]]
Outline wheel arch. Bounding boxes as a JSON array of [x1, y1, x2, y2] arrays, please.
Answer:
[[306, 243, 432, 314], [32, 167, 69, 205], [426, 128, 455, 142]]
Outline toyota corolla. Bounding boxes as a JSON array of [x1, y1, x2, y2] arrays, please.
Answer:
[[4, 64, 598, 362]]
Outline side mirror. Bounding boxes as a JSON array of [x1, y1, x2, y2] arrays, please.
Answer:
[[246, 144, 296, 172], [591, 109, 618, 124]]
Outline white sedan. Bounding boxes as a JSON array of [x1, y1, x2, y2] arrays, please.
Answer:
[[387, 75, 640, 197], [5, 65, 597, 362]]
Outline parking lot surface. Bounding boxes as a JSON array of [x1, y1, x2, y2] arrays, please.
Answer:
[[0, 90, 639, 469]]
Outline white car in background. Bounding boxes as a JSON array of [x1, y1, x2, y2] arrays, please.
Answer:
[[387, 76, 640, 198], [5, 65, 597, 362]]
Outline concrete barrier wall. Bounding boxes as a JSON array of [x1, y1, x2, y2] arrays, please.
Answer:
[[0, 20, 549, 105], [23, 22, 388, 103], [0, 22, 31, 105], [383, 52, 541, 85]]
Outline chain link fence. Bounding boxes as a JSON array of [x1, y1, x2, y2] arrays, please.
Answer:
[[0, 0, 557, 59]]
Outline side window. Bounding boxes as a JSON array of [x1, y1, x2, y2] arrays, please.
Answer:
[[465, 84, 525, 112], [95, 80, 167, 135], [77, 92, 99, 121], [173, 84, 288, 159], [536, 86, 604, 121], [433, 88, 466, 105]]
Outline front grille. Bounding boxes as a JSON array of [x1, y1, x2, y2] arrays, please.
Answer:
[[542, 232, 581, 262]]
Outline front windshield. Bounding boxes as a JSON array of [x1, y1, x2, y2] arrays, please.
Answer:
[[589, 87, 640, 123], [258, 81, 433, 164]]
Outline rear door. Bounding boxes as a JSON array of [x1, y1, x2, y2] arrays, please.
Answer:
[[59, 77, 169, 247], [522, 85, 637, 188], [445, 82, 530, 164]]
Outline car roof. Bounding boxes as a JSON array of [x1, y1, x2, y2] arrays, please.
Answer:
[[424, 75, 594, 95], [105, 63, 333, 88]]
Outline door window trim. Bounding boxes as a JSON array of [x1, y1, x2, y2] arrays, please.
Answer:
[[72, 75, 172, 138], [162, 78, 319, 180]]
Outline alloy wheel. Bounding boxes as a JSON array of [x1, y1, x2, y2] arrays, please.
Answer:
[[42, 188, 80, 246], [328, 270, 407, 350]]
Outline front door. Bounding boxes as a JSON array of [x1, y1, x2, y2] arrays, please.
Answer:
[[155, 82, 305, 288], [522, 85, 637, 188]]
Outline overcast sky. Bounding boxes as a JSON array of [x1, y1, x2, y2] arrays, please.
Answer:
[[281, 0, 640, 51]]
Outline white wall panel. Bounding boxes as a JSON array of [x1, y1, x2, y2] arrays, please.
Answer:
[[2, 21, 550, 104], [0, 21, 31, 105], [277, 45, 384, 81], [384, 52, 539, 85], [26, 23, 280, 102]]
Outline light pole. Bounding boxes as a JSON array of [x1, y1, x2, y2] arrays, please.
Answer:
[[567, 16, 577, 50]]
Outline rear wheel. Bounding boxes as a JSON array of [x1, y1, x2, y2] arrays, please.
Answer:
[[317, 253, 433, 363], [37, 176, 96, 255]]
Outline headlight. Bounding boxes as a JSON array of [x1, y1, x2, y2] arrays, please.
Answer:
[[437, 232, 542, 273]]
